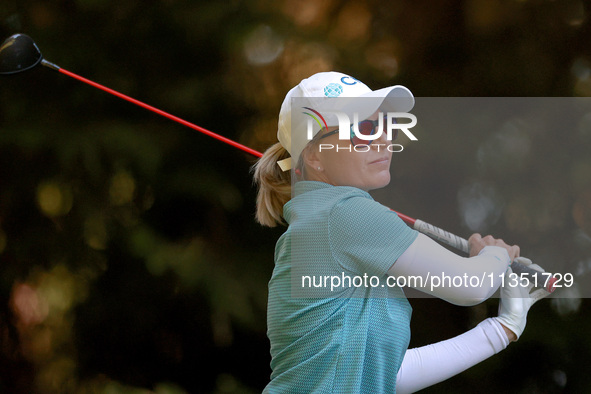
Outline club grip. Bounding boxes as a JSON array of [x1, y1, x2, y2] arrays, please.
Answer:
[[413, 219, 470, 253], [412, 219, 556, 293]]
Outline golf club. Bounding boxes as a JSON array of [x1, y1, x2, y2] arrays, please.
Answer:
[[0, 34, 262, 158], [0, 33, 557, 292]]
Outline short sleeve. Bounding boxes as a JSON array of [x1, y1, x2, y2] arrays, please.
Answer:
[[328, 196, 418, 277]]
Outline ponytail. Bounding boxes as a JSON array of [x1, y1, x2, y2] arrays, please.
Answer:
[[252, 142, 292, 227]]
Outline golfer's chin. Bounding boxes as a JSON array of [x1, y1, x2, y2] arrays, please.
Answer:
[[363, 171, 391, 192]]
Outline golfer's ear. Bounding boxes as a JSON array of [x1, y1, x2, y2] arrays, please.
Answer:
[[303, 144, 322, 170]]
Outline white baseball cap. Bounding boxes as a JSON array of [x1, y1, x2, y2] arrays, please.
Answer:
[[276, 71, 415, 171]]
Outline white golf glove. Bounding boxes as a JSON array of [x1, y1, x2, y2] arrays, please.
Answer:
[[494, 257, 551, 340]]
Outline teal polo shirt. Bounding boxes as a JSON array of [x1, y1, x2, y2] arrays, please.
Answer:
[[265, 181, 418, 393]]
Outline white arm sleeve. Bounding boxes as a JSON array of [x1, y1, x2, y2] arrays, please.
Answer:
[[396, 318, 510, 394], [388, 233, 510, 306]]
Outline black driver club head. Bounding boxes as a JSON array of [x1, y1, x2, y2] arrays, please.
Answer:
[[0, 34, 43, 75]]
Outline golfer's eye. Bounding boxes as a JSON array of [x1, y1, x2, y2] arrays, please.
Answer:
[[358, 121, 375, 135]]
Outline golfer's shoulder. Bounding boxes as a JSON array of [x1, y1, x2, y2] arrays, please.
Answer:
[[329, 186, 391, 224]]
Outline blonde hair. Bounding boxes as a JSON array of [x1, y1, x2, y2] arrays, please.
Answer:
[[252, 142, 292, 227], [253, 133, 324, 227]]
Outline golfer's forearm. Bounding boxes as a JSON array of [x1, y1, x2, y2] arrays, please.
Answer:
[[395, 318, 509, 393], [389, 233, 510, 305]]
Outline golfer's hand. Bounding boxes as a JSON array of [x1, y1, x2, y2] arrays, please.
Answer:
[[494, 257, 551, 341], [468, 233, 520, 261]]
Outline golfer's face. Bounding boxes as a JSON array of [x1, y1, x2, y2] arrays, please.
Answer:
[[317, 112, 393, 191]]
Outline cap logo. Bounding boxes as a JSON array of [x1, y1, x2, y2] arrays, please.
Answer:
[[324, 83, 343, 97], [340, 76, 358, 85]]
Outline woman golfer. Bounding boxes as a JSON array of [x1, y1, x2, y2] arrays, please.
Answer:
[[253, 71, 548, 393]]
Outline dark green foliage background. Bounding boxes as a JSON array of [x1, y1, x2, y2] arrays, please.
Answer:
[[1, 1, 591, 393]]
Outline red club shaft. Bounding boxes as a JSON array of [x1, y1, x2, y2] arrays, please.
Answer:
[[57, 67, 263, 158], [391, 211, 416, 226]]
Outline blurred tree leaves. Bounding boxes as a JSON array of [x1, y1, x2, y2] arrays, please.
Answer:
[[1, 0, 591, 393]]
